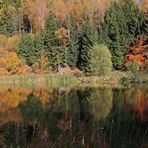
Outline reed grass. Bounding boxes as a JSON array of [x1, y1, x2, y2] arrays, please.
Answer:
[[0, 74, 79, 87], [0, 71, 147, 88]]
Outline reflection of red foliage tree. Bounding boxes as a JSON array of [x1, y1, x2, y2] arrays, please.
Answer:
[[125, 35, 148, 70], [124, 88, 148, 121]]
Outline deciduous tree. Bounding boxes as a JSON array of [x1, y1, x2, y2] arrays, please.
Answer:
[[22, 0, 49, 32]]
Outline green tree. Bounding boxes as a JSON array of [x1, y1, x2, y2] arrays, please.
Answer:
[[99, 2, 130, 70], [0, 9, 11, 36], [16, 34, 40, 65], [99, 0, 145, 70], [87, 44, 112, 76], [78, 21, 98, 72], [44, 15, 68, 70], [67, 17, 79, 68], [123, 0, 142, 36]]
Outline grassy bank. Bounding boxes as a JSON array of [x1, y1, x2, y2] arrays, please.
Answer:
[[0, 71, 147, 88], [0, 74, 79, 87]]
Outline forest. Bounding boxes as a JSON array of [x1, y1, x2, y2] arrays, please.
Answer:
[[0, 0, 147, 77]]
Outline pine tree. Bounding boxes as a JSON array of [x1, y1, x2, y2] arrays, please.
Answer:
[[78, 21, 98, 72]]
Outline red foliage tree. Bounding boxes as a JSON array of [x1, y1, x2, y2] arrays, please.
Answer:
[[125, 35, 148, 70]]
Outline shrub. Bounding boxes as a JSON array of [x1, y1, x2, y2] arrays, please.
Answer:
[[87, 44, 112, 76], [128, 60, 139, 75], [6, 52, 31, 75]]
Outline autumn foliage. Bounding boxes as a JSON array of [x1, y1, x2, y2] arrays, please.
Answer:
[[22, 0, 49, 31], [0, 0, 147, 75], [0, 35, 31, 75], [55, 27, 70, 46], [53, 0, 112, 27], [125, 35, 148, 70], [139, 0, 148, 13], [125, 87, 148, 120]]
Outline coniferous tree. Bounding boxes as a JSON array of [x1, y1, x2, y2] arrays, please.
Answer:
[[67, 18, 79, 68], [99, 0, 146, 70], [123, 0, 142, 36], [16, 34, 40, 66], [78, 21, 98, 72], [44, 15, 68, 70], [99, 1, 140, 70], [0, 10, 11, 36]]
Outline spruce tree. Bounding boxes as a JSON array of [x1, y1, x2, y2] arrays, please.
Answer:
[[16, 34, 39, 66], [44, 15, 68, 70], [123, 0, 142, 36], [67, 17, 79, 68], [99, 2, 133, 70], [0, 9, 11, 36], [78, 21, 98, 73], [99, 0, 145, 70]]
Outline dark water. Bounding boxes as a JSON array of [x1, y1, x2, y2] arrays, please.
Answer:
[[0, 85, 147, 148]]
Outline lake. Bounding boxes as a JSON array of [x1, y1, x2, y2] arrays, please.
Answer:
[[0, 85, 147, 148]]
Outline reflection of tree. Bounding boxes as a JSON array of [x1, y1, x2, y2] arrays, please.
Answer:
[[102, 89, 148, 148], [0, 87, 54, 113], [0, 110, 22, 126], [89, 88, 113, 121], [32, 88, 54, 105], [1, 122, 27, 148], [124, 86, 148, 120], [1, 87, 147, 148], [0, 135, 6, 148], [19, 94, 44, 125], [0, 87, 30, 112]]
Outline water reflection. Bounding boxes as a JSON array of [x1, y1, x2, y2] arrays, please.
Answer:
[[0, 86, 147, 148]]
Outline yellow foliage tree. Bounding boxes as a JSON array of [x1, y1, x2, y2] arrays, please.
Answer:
[[0, 36, 31, 75], [32, 50, 51, 74], [6, 52, 31, 75]]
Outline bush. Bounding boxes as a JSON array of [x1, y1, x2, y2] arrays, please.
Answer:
[[87, 44, 112, 76], [128, 60, 139, 74]]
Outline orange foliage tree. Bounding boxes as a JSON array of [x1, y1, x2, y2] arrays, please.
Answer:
[[22, 0, 49, 32], [124, 87, 148, 120], [139, 0, 148, 13], [53, 0, 112, 28], [52, 0, 69, 24], [124, 35, 148, 70], [55, 27, 70, 46]]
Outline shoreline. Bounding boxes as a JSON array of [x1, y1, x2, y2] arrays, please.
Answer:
[[0, 72, 147, 88]]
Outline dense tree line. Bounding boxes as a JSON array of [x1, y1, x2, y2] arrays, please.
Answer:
[[0, 0, 147, 75]]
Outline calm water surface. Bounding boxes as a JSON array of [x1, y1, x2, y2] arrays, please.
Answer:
[[0, 85, 147, 148]]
